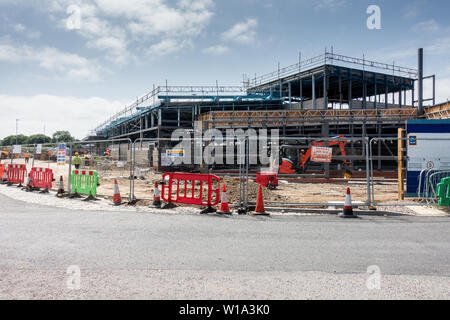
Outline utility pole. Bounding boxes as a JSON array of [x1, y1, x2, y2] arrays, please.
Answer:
[[15, 119, 19, 145]]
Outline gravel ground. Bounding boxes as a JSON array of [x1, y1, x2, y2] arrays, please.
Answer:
[[0, 184, 201, 215], [2, 182, 448, 217]]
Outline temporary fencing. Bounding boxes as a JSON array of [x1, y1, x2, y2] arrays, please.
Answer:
[[240, 136, 371, 211], [1, 139, 133, 200], [161, 173, 221, 208], [369, 137, 450, 207], [29, 167, 54, 190], [71, 170, 100, 196], [0, 133, 405, 212], [7, 164, 27, 186], [0, 164, 5, 181], [256, 172, 278, 189], [437, 178, 450, 207], [418, 170, 450, 205]]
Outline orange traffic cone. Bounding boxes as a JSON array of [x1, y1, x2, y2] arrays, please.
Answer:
[[339, 187, 358, 218], [56, 176, 65, 198], [217, 184, 232, 215], [113, 179, 123, 206], [253, 185, 268, 215], [153, 181, 162, 208]]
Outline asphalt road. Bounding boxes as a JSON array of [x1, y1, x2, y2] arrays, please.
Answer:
[[0, 193, 449, 300]]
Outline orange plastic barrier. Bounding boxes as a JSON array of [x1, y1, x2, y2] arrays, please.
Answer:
[[30, 167, 54, 190], [7, 164, 27, 185], [256, 172, 279, 188], [0, 164, 5, 181], [162, 173, 220, 207]]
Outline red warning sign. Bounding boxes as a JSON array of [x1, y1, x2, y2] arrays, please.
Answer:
[[311, 146, 333, 163]]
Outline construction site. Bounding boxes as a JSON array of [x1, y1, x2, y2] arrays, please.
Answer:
[[33, 48, 437, 214], [2, 0, 450, 302], [2, 48, 450, 215]]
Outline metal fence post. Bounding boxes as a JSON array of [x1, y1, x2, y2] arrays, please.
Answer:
[[245, 136, 250, 207], [68, 142, 73, 193], [365, 138, 371, 207], [130, 140, 135, 202]]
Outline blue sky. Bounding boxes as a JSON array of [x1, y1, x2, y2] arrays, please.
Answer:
[[1, 0, 450, 138]]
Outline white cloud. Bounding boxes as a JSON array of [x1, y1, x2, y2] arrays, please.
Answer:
[[404, 2, 420, 19], [0, 94, 125, 139], [13, 23, 41, 39], [14, 24, 26, 32], [148, 38, 193, 57], [203, 45, 230, 55], [0, 42, 104, 81], [86, 36, 130, 65], [314, 0, 346, 11], [425, 77, 450, 105], [221, 18, 258, 45], [412, 20, 440, 32], [425, 37, 450, 55], [42, 0, 215, 61]]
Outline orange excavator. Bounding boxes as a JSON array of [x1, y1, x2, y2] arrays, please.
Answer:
[[279, 135, 351, 174]]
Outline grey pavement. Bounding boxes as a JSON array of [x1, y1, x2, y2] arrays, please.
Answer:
[[0, 193, 449, 300]]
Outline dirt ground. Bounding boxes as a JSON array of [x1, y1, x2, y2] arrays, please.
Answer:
[[5, 158, 403, 207]]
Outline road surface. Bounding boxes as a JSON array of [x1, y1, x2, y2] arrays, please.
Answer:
[[0, 193, 449, 299]]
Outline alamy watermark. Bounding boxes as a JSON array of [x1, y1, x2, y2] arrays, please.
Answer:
[[169, 121, 280, 167], [367, 5, 381, 30], [366, 265, 381, 290], [66, 5, 81, 30], [66, 265, 81, 290]]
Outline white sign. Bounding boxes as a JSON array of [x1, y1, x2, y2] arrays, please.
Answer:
[[407, 133, 450, 171], [36, 144, 42, 155], [311, 146, 333, 163], [12, 145, 22, 154], [167, 149, 185, 157], [57, 143, 67, 166]]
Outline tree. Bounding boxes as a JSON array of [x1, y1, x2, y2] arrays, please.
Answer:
[[1, 135, 28, 146], [26, 134, 52, 145], [52, 131, 75, 143]]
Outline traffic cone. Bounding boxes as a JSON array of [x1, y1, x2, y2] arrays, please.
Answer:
[[217, 184, 232, 215], [339, 187, 358, 218], [112, 179, 123, 206], [56, 176, 65, 198], [24, 173, 33, 192], [253, 185, 268, 216], [152, 181, 162, 208]]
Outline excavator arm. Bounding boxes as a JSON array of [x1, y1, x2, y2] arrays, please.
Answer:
[[280, 135, 350, 173]]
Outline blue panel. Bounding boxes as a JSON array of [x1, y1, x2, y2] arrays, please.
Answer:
[[406, 171, 422, 196], [407, 124, 450, 134], [407, 120, 450, 134]]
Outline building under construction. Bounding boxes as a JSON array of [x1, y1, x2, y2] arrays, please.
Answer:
[[92, 49, 441, 172]]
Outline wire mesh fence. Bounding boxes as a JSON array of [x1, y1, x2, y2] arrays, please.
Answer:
[[2, 134, 448, 210]]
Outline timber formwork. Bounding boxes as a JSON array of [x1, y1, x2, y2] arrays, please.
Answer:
[[425, 101, 450, 120]]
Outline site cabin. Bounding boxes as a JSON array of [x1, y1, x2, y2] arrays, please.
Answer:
[[406, 119, 450, 197]]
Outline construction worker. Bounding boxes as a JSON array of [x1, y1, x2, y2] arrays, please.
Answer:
[[24, 152, 30, 164], [72, 152, 82, 169]]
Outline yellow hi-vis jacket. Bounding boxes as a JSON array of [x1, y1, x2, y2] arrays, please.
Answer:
[[72, 156, 82, 165]]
